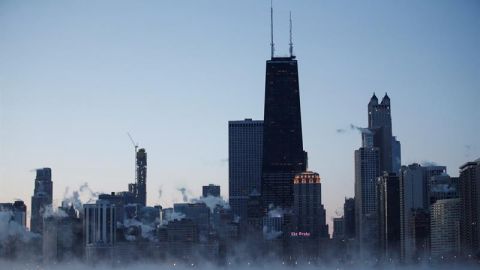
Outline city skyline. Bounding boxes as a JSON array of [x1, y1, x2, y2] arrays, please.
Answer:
[[1, 0, 479, 231]]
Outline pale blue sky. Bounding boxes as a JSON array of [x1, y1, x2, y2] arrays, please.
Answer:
[[1, 0, 479, 226]]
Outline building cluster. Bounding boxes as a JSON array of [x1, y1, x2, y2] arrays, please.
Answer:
[[328, 94, 480, 264], [0, 11, 479, 267]]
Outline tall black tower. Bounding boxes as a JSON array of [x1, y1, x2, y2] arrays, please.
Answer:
[[368, 93, 393, 174], [31, 168, 53, 234], [261, 8, 306, 210], [136, 148, 147, 206]]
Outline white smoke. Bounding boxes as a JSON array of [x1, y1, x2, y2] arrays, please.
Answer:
[[267, 206, 284, 218], [262, 226, 283, 240], [62, 182, 100, 212], [191, 195, 229, 213], [162, 211, 186, 225], [177, 187, 189, 203], [42, 205, 68, 219]]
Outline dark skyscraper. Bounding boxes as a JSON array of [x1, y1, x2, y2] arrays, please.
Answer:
[[31, 168, 53, 234], [129, 148, 147, 206], [458, 158, 480, 256], [376, 172, 401, 259], [368, 93, 393, 174], [261, 55, 306, 210], [292, 171, 329, 239], [343, 197, 356, 239], [228, 119, 263, 219]]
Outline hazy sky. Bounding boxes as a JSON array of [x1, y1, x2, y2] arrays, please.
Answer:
[[1, 0, 479, 228]]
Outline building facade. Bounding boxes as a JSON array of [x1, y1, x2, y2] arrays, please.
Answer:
[[430, 198, 461, 258], [262, 55, 307, 210], [31, 168, 53, 234], [228, 119, 263, 220], [458, 159, 480, 256]]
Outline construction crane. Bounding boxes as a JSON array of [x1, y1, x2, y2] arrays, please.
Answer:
[[127, 132, 139, 187]]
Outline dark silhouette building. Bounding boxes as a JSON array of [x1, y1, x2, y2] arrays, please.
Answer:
[[203, 184, 220, 198], [377, 172, 401, 260], [459, 158, 480, 257], [228, 119, 263, 220], [292, 171, 329, 239], [343, 198, 356, 239], [0, 200, 27, 227], [262, 55, 307, 210], [368, 93, 393, 174], [128, 148, 147, 206], [31, 168, 53, 234]]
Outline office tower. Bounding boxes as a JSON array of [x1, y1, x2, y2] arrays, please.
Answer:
[[392, 136, 401, 174], [31, 168, 53, 234], [354, 131, 380, 254], [0, 200, 27, 227], [376, 172, 400, 259], [203, 184, 220, 198], [136, 148, 147, 206], [399, 163, 446, 262], [459, 159, 480, 256], [228, 119, 263, 219], [292, 171, 329, 239], [430, 198, 461, 258], [343, 198, 356, 239], [262, 50, 307, 210], [333, 217, 345, 240], [98, 192, 136, 224], [84, 200, 116, 262], [368, 93, 393, 174]]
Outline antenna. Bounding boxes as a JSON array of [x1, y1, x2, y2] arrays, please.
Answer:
[[270, 0, 275, 59], [289, 11, 294, 57]]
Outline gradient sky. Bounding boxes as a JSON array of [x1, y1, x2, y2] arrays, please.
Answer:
[[1, 0, 479, 229]]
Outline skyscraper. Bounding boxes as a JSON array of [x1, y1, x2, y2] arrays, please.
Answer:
[[228, 119, 263, 219], [128, 148, 147, 206], [399, 163, 446, 262], [343, 198, 356, 239], [458, 158, 480, 256], [262, 54, 306, 210], [368, 93, 393, 174], [355, 131, 380, 255], [292, 171, 329, 239], [31, 168, 53, 234], [376, 172, 401, 259], [84, 200, 116, 262], [430, 198, 461, 258]]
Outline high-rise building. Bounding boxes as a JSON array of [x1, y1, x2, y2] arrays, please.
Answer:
[[228, 119, 263, 219], [392, 136, 401, 174], [428, 174, 458, 205], [292, 171, 329, 239], [203, 184, 220, 198], [354, 131, 380, 255], [84, 200, 116, 262], [343, 198, 355, 239], [31, 168, 53, 234], [0, 200, 27, 227], [368, 93, 393, 174], [399, 163, 446, 262], [262, 54, 307, 210], [376, 172, 400, 259], [333, 217, 345, 240], [458, 158, 480, 256], [136, 148, 147, 206], [430, 198, 461, 258]]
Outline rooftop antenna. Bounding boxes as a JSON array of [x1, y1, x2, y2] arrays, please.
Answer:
[[289, 11, 294, 57], [270, 0, 275, 59]]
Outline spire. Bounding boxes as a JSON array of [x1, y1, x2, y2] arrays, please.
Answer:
[[369, 92, 378, 105], [270, 0, 275, 59], [289, 11, 294, 57], [381, 92, 390, 105]]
